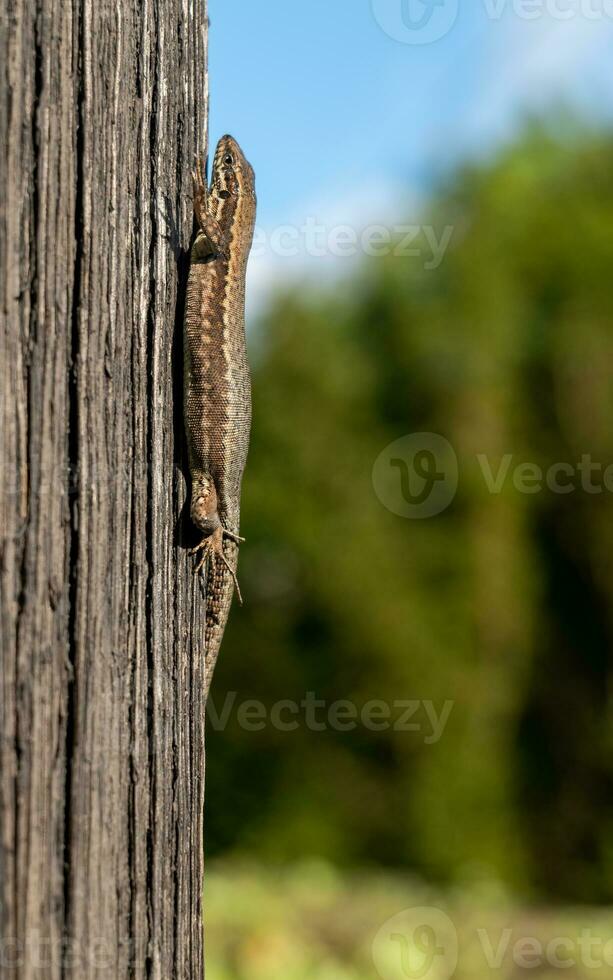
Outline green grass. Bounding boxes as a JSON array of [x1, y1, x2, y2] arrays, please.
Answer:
[[206, 862, 613, 980]]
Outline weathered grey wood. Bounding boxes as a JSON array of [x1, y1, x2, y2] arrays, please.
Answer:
[[1, 1, 208, 976]]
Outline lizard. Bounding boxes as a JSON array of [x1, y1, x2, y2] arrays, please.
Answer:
[[183, 134, 256, 691]]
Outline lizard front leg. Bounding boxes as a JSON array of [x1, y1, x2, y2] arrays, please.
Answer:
[[192, 156, 229, 259]]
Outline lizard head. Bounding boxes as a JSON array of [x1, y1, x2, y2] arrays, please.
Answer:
[[211, 134, 256, 204]]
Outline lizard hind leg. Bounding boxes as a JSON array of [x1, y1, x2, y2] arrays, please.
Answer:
[[190, 526, 243, 605]]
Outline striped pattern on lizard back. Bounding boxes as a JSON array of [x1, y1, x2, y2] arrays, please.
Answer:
[[183, 134, 256, 693]]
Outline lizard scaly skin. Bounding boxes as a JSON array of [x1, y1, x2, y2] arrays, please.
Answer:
[[184, 135, 256, 691]]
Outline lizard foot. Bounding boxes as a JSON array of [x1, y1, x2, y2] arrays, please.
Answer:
[[191, 155, 230, 259], [224, 529, 245, 544], [192, 154, 208, 219], [189, 527, 243, 604]]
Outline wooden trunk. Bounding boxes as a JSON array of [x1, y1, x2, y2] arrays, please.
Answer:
[[1, 1, 209, 975]]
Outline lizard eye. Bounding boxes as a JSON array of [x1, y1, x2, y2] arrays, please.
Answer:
[[223, 153, 234, 166]]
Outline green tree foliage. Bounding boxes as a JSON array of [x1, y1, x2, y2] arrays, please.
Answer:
[[207, 123, 613, 902]]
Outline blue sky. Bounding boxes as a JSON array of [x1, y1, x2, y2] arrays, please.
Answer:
[[208, 0, 613, 311]]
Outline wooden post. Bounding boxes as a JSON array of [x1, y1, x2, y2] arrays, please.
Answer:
[[1, 1, 209, 975]]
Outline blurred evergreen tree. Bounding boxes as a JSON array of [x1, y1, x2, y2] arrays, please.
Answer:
[[206, 123, 613, 902]]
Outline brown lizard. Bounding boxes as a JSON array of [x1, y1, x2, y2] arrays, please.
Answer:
[[183, 134, 256, 690]]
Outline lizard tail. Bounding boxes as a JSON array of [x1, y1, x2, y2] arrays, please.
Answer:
[[204, 537, 239, 694]]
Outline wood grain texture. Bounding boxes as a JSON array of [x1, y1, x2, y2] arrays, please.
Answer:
[[1, 0, 209, 976]]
